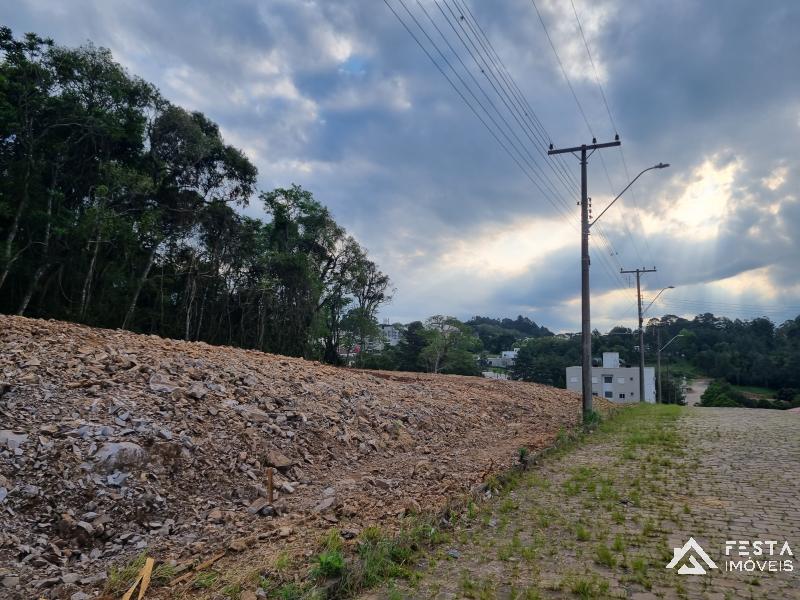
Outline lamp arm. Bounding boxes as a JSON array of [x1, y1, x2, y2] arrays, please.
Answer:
[[589, 167, 653, 228], [659, 334, 683, 353]]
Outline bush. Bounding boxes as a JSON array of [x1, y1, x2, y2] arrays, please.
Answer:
[[700, 380, 745, 407], [703, 393, 740, 407]]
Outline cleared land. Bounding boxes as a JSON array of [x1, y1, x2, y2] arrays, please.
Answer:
[[0, 316, 584, 599]]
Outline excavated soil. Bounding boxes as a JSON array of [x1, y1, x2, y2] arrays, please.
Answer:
[[0, 316, 583, 598]]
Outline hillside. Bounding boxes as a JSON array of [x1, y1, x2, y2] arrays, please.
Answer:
[[0, 316, 582, 599]]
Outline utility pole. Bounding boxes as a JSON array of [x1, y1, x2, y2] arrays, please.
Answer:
[[620, 267, 657, 403], [657, 331, 684, 404], [657, 326, 662, 403], [548, 138, 620, 421]]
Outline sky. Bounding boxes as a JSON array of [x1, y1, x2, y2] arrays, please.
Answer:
[[3, 0, 800, 332]]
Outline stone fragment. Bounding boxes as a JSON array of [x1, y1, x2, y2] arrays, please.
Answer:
[[208, 508, 223, 523], [0, 430, 28, 450], [247, 497, 270, 515], [149, 373, 179, 393], [187, 381, 208, 399], [94, 442, 147, 470], [313, 496, 336, 513], [266, 450, 295, 471]]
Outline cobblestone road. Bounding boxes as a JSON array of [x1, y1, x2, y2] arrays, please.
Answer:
[[673, 407, 799, 599], [370, 406, 800, 599]]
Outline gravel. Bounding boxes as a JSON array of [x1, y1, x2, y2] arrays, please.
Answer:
[[0, 315, 582, 598]]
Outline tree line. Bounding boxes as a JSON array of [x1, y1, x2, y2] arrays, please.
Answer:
[[0, 28, 390, 360], [505, 312, 800, 402], [358, 311, 800, 405]]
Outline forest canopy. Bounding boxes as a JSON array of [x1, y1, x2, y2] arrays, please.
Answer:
[[0, 28, 391, 360]]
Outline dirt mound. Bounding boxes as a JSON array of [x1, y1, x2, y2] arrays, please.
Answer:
[[0, 316, 582, 598]]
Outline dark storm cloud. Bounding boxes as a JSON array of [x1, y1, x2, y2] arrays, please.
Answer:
[[2, 0, 799, 330]]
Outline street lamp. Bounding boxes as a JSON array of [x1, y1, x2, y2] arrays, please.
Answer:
[[548, 133, 669, 422], [657, 333, 684, 403], [589, 163, 670, 229], [644, 285, 674, 316], [590, 164, 670, 408], [645, 285, 675, 402]]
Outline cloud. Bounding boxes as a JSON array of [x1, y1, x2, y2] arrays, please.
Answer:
[[3, 0, 800, 331]]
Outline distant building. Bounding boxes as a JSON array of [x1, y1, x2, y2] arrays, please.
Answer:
[[364, 322, 402, 353], [379, 323, 402, 347], [482, 371, 509, 380], [565, 352, 655, 403], [486, 348, 520, 369]]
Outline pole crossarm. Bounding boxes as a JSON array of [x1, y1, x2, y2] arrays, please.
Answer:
[[548, 140, 621, 155]]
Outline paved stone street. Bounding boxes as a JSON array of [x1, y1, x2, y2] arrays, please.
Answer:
[[369, 406, 800, 599]]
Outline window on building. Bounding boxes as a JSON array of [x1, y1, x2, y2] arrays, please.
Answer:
[[630, 377, 634, 381], [604, 391, 613, 398], [619, 393, 626, 399], [603, 375, 613, 383]]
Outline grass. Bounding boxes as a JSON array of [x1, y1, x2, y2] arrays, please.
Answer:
[[193, 571, 219, 589], [106, 553, 148, 595], [730, 383, 777, 398], [104, 553, 178, 595], [594, 543, 617, 569], [575, 524, 591, 542]]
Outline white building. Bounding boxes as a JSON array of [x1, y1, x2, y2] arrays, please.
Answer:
[[565, 352, 655, 403], [378, 323, 402, 347], [486, 348, 520, 369], [364, 323, 403, 352]]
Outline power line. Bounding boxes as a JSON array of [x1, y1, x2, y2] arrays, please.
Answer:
[[384, 0, 577, 228], [569, 0, 616, 133], [447, 0, 581, 194], [569, 0, 661, 284], [529, 0, 648, 273], [385, 0, 635, 298], [419, 0, 574, 208], [441, 0, 631, 293]]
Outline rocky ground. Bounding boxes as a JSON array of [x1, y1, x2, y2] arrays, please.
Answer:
[[0, 316, 583, 599]]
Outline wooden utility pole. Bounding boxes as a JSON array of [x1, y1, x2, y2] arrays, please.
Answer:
[[548, 138, 620, 421], [620, 267, 657, 402]]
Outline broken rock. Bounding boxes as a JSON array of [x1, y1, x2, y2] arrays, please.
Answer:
[[266, 450, 295, 471], [0, 430, 28, 450], [93, 442, 147, 470]]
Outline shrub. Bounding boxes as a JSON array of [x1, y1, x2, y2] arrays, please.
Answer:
[[700, 380, 745, 407]]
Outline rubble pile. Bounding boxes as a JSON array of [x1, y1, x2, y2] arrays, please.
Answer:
[[0, 316, 582, 598]]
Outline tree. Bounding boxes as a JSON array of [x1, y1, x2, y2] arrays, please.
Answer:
[[419, 316, 481, 374], [0, 28, 391, 364], [396, 321, 427, 372]]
